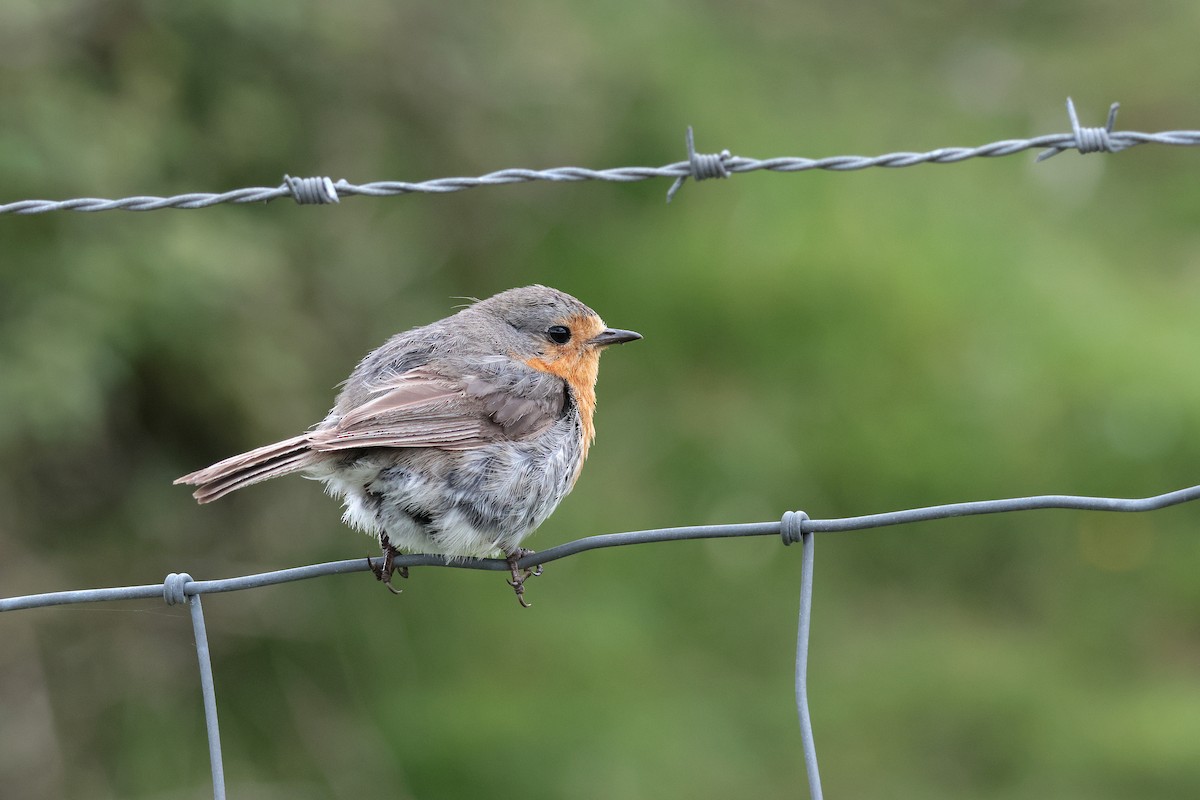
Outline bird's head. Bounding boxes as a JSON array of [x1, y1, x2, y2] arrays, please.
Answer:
[[473, 285, 641, 392]]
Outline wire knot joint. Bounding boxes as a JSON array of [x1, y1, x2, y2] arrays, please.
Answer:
[[780, 510, 810, 546], [666, 126, 732, 202], [284, 175, 340, 205], [163, 572, 194, 606], [1037, 97, 1124, 162]]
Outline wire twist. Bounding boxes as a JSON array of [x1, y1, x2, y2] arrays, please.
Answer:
[[666, 126, 732, 202], [9, 97, 1185, 214], [780, 510, 809, 545], [7, 482, 1200, 800], [163, 572, 194, 606], [284, 175, 340, 205], [1036, 97, 1124, 161]]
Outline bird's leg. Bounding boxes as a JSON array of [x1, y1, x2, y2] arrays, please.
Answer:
[[368, 534, 408, 595], [504, 548, 542, 608]]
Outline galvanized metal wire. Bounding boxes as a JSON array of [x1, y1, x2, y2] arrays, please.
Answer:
[[5, 483, 1200, 800], [4, 94, 1198, 798], [2, 98, 1197, 215]]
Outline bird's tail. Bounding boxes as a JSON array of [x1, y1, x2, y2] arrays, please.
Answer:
[[175, 434, 315, 503]]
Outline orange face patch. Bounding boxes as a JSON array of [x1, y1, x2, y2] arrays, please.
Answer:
[[522, 313, 609, 471]]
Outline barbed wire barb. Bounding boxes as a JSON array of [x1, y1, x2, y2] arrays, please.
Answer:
[[665, 126, 731, 202], [1036, 97, 1123, 162], [284, 174, 340, 204], [4, 98, 1200, 215]]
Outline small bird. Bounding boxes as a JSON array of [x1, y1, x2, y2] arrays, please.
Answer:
[[176, 285, 641, 606]]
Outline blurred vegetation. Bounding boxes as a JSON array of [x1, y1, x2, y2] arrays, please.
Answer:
[[3, 1, 1200, 798]]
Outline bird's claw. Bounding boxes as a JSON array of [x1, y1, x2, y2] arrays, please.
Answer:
[[505, 549, 542, 608], [383, 570, 406, 595], [370, 535, 408, 595]]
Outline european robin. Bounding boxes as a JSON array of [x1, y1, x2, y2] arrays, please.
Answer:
[[176, 285, 641, 606]]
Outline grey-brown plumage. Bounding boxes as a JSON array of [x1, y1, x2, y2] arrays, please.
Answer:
[[176, 286, 640, 601]]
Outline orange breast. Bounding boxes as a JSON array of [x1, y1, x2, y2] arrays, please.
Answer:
[[524, 352, 599, 461], [522, 313, 607, 477]]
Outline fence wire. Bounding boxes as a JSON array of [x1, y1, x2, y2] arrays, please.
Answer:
[[2, 98, 1199, 215], [6, 95, 1200, 798], [4, 484, 1200, 800]]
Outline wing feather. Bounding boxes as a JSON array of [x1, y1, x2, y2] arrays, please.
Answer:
[[309, 366, 566, 452]]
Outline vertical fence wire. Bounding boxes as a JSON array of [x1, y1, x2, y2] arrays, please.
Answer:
[[189, 595, 226, 800], [795, 530, 822, 800], [8, 485, 1200, 795], [3, 96, 1200, 797], [165, 572, 226, 800]]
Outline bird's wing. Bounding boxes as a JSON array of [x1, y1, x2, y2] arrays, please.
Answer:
[[309, 366, 566, 451]]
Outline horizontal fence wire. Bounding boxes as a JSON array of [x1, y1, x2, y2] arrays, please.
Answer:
[[5, 482, 1200, 800], [6, 95, 1200, 799], [2, 98, 1200, 215]]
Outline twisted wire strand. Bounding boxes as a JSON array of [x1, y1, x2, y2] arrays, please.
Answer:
[[3, 99, 1197, 214]]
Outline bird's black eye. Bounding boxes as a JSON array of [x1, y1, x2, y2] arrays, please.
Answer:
[[547, 325, 572, 344]]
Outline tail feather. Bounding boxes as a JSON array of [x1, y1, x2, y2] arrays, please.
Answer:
[[175, 435, 315, 503]]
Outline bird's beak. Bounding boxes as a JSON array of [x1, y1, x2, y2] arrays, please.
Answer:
[[588, 328, 643, 348]]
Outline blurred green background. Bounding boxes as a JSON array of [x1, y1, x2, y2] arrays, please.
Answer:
[[3, 1, 1200, 798]]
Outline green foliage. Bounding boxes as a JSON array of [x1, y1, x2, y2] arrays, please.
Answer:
[[3, 1, 1200, 798]]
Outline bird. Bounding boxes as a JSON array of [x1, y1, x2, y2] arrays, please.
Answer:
[[175, 285, 641, 606]]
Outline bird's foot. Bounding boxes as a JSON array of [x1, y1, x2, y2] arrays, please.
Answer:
[[368, 535, 409, 594], [505, 548, 542, 608]]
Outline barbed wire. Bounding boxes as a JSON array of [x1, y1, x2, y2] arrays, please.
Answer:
[[5, 482, 1200, 800], [2, 98, 1198, 216]]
